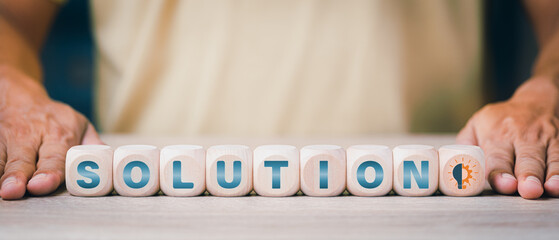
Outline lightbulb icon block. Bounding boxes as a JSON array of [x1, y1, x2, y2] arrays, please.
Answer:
[[65, 145, 113, 196], [114, 145, 160, 197], [160, 145, 205, 197], [393, 145, 438, 196], [347, 145, 392, 196], [206, 145, 253, 197], [300, 145, 346, 197], [439, 145, 485, 196], [253, 145, 299, 197]]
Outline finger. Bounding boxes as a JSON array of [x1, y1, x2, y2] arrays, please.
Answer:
[[456, 118, 478, 145], [0, 139, 40, 200], [482, 141, 517, 195], [0, 142, 6, 177], [545, 139, 559, 197], [81, 123, 104, 145], [27, 140, 74, 196], [514, 141, 546, 199]]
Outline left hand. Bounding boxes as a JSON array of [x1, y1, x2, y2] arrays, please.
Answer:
[[457, 76, 559, 199]]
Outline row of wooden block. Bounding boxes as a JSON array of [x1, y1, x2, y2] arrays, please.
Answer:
[[66, 144, 485, 197]]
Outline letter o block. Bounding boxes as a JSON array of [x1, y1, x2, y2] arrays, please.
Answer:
[[439, 145, 485, 196], [206, 145, 252, 197], [347, 145, 392, 196], [114, 145, 160, 197], [65, 145, 113, 196], [300, 145, 346, 197], [393, 145, 438, 196], [253, 145, 299, 197], [160, 145, 205, 197]]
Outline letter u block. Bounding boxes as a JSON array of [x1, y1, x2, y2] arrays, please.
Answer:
[[393, 145, 438, 196], [253, 145, 299, 197], [206, 145, 252, 197], [439, 145, 485, 196], [347, 145, 392, 196], [300, 145, 346, 196], [114, 145, 160, 197], [160, 145, 205, 197], [65, 145, 113, 196]]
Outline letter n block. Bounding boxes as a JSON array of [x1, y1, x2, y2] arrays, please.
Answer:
[[253, 145, 299, 197], [393, 145, 438, 196], [347, 145, 392, 196], [439, 145, 485, 196], [65, 145, 113, 196], [300, 145, 346, 196], [206, 145, 252, 197], [114, 145, 160, 197], [160, 145, 205, 197]]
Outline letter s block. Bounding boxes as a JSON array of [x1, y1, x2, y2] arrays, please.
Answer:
[[393, 145, 438, 196], [160, 145, 205, 197], [300, 145, 346, 197], [347, 145, 392, 196], [65, 145, 113, 196], [439, 145, 485, 196], [253, 145, 299, 197], [114, 145, 160, 197], [206, 145, 252, 197]]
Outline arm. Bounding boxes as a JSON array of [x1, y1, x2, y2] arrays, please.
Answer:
[[457, 0, 559, 199], [0, 0, 102, 200]]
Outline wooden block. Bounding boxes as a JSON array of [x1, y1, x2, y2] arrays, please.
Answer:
[[113, 145, 160, 197], [206, 145, 252, 197], [438, 145, 485, 196], [160, 145, 205, 197], [346, 145, 392, 196], [393, 145, 438, 196], [253, 145, 299, 197], [65, 145, 113, 196], [300, 145, 346, 197]]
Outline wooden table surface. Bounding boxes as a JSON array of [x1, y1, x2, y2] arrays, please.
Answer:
[[1, 134, 558, 240]]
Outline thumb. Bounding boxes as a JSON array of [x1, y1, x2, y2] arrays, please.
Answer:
[[456, 118, 478, 145], [81, 123, 105, 145]]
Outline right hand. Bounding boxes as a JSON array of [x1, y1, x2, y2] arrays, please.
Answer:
[[0, 66, 103, 200]]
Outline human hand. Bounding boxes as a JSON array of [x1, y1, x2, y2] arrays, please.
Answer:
[[0, 66, 103, 200], [457, 76, 559, 199]]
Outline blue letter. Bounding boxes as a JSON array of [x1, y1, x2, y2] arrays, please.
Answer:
[[217, 160, 242, 189], [264, 160, 289, 189], [77, 161, 100, 189], [320, 161, 328, 189], [123, 161, 150, 189], [403, 160, 429, 189], [173, 161, 194, 189], [356, 161, 384, 189]]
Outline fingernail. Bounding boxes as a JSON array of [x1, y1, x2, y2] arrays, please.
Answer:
[[501, 173, 517, 181], [526, 176, 542, 185], [548, 175, 559, 183], [28, 174, 48, 185], [1, 177, 18, 190]]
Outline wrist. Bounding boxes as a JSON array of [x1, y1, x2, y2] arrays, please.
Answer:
[[510, 76, 559, 105]]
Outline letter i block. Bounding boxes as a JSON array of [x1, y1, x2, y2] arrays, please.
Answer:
[[114, 145, 160, 197], [393, 145, 438, 196], [439, 145, 485, 196], [347, 145, 392, 196], [206, 145, 252, 197], [65, 145, 113, 196], [160, 145, 205, 197], [300, 145, 346, 196], [253, 145, 299, 197]]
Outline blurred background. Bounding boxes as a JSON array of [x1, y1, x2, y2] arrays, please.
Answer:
[[40, 0, 538, 133]]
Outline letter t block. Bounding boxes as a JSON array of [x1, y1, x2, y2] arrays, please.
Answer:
[[253, 145, 299, 197]]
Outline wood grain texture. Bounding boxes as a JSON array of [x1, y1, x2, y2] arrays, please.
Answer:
[[2, 134, 559, 240]]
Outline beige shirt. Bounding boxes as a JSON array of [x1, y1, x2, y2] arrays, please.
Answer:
[[91, 0, 482, 137]]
